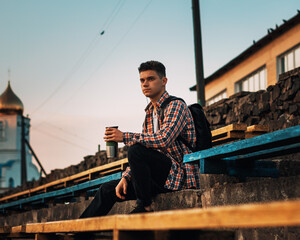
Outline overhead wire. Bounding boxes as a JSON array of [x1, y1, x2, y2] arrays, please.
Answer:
[[101, 0, 126, 31], [31, 0, 152, 150], [54, 0, 153, 107], [38, 122, 94, 143], [29, 34, 100, 116], [34, 128, 94, 152], [31, 0, 127, 143], [30, 0, 125, 116]]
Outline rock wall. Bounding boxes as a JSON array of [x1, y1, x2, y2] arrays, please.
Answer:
[[1, 147, 128, 197], [204, 67, 300, 131]]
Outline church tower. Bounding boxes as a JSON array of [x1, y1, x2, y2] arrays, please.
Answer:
[[0, 81, 39, 192]]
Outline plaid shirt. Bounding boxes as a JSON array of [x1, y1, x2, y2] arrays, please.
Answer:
[[122, 91, 200, 190]]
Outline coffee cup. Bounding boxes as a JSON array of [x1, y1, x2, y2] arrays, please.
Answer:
[[106, 126, 118, 158]]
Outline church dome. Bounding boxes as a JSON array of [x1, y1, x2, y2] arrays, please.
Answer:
[[0, 81, 24, 114]]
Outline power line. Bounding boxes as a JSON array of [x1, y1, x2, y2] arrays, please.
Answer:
[[30, 0, 126, 116], [31, 0, 152, 135], [101, 0, 126, 31], [30, 1, 128, 145], [54, 0, 153, 107], [39, 122, 94, 143], [30, 0, 152, 147], [34, 128, 95, 152], [29, 34, 101, 115]]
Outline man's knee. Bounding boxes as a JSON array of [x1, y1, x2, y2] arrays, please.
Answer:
[[98, 180, 118, 195], [128, 143, 146, 159]]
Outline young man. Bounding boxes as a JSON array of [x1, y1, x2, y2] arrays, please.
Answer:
[[80, 60, 200, 217]]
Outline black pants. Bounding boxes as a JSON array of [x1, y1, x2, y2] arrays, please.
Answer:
[[80, 143, 172, 218]]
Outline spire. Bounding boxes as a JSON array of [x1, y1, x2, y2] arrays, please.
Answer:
[[0, 78, 24, 115], [8, 68, 11, 82]]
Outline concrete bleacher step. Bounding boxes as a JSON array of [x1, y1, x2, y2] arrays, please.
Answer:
[[108, 189, 203, 215], [2, 175, 300, 228], [110, 175, 300, 214], [2, 199, 300, 240], [0, 189, 203, 227], [201, 175, 300, 207]]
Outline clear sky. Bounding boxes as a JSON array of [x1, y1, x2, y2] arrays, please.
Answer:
[[0, 0, 299, 173]]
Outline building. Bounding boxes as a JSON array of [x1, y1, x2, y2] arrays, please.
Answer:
[[190, 11, 300, 106], [0, 81, 39, 191]]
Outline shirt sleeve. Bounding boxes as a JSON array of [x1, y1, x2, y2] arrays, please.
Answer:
[[121, 166, 131, 181], [123, 100, 188, 149]]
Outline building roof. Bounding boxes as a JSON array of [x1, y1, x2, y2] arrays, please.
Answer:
[[190, 11, 300, 91], [0, 81, 24, 114]]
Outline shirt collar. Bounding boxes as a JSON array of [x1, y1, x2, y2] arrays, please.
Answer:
[[145, 91, 169, 112]]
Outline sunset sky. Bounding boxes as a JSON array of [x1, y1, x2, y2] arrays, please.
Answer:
[[0, 0, 299, 172]]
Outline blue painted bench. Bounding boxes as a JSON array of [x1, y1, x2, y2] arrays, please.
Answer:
[[183, 125, 300, 178], [0, 172, 121, 212]]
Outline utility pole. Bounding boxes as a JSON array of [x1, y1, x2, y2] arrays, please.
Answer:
[[25, 139, 47, 177], [192, 0, 205, 106], [21, 115, 27, 185]]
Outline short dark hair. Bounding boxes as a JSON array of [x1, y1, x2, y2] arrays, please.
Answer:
[[138, 61, 166, 78]]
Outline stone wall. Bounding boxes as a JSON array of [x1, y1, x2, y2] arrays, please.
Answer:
[[0, 147, 128, 197], [204, 67, 300, 131]]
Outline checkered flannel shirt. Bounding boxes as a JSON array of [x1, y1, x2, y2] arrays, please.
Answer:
[[122, 91, 200, 190]]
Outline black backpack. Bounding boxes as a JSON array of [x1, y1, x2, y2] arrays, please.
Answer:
[[160, 96, 212, 152]]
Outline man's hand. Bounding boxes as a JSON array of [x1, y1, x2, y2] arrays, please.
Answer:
[[115, 178, 128, 200], [104, 128, 124, 142]]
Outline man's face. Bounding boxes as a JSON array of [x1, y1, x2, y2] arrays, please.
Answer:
[[140, 70, 167, 100]]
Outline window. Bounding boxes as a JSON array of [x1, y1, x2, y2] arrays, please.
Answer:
[[0, 121, 5, 140], [9, 178, 15, 188], [206, 90, 227, 106], [235, 66, 267, 93], [278, 44, 300, 76]]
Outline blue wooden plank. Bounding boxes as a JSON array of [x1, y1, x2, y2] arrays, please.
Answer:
[[227, 159, 278, 178], [223, 143, 300, 161], [184, 125, 300, 163], [0, 172, 122, 210], [86, 188, 99, 197], [228, 167, 279, 178], [200, 159, 278, 177], [199, 159, 227, 174], [199, 159, 256, 174]]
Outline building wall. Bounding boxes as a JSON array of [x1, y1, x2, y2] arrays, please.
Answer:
[[205, 23, 300, 100], [4, 161, 40, 187], [0, 115, 31, 163], [0, 114, 39, 188], [0, 115, 19, 153]]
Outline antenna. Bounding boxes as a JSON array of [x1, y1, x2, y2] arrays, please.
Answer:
[[8, 68, 11, 83]]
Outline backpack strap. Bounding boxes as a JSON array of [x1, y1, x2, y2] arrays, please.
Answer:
[[160, 96, 182, 109], [160, 96, 194, 152], [160, 96, 185, 119]]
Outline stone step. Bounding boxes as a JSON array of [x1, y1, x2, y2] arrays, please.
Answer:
[[198, 156, 300, 190], [108, 189, 203, 215], [0, 189, 203, 227], [1, 175, 300, 227], [201, 175, 300, 207]]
